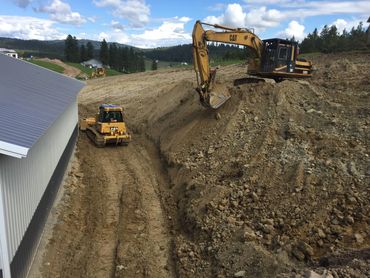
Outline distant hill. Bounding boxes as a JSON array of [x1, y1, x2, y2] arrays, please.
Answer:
[[0, 37, 133, 60], [0, 37, 246, 63]]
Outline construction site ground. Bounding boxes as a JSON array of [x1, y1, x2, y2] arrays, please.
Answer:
[[31, 52, 369, 278]]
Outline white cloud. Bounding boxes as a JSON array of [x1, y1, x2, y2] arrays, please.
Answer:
[[12, 0, 32, 8], [224, 3, 247, 27], [244, 0, 304, 5], [330, 18, 363, 34], [111, 20, 125, 31], [278, 20, 305, 41], [288, 1, 370, 18], [35, 0, 86, 25], [130, 19, 191, 48], [87, 16, 97, 23], [96, 31, 130, 44], [0, 15, 65, 40], [207, 3, 226, 12], [244, 1, 370, 21], [98, 32, 110, 41], [110, 32, 130, 44], [94, 0, 150, 28], [204, 4, 283, 32]]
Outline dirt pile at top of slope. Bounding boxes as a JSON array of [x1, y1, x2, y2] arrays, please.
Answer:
[[140, 60, 369, 276], [38, 58, 82, 77]]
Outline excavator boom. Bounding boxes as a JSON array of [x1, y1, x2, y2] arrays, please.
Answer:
[[192, 20, 263, 108]]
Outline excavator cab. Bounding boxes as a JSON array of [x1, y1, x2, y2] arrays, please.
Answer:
[[259, 39, 311, 79]]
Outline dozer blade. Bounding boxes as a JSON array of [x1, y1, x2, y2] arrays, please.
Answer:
[[208, 84, 231, 109]]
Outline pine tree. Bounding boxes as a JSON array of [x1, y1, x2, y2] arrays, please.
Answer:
[[64, 34, 79, 62], [151, 59, 158, 70], [109, 43, 118, 70], [99, 39, 109, 65], [121, 47, 129, 72], [80, 44, 87, 62], [130, 47, 136, 72], [86, 41, 94, 60], [139, 55, 146, 72]]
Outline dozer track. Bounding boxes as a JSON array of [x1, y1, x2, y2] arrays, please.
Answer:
[[85, 126, 130, 147], [86, 127, 106, 147]]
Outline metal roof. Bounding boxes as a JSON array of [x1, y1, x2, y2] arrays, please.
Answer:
[[0, 54, 84, 158]]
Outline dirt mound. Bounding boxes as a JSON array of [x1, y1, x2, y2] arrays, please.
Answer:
[[132, 54, 370, 277]]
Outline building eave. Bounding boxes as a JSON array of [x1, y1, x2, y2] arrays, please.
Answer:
[[0, 141, 29, 159]]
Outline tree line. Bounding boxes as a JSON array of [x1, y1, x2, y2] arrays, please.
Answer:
[[144, 43, 246, 64], [300, 22, 369, 53], [64, 35, 145, 73]]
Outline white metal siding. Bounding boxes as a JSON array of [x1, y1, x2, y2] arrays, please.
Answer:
[[0, 99, 78, 266], [0, 239, 3, 270]]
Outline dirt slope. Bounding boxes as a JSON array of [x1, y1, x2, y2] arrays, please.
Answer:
[[38, 52, 369, 278], [39, 58, 81, 77]]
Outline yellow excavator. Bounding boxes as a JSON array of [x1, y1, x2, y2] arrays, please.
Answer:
[[80, 104, 131, 147], [192, 21, 313, 108]]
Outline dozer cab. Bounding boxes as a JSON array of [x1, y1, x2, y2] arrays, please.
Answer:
[[80, 104, 131, 147]]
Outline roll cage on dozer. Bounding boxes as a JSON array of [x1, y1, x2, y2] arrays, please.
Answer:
[[192, 20, 313, 109]]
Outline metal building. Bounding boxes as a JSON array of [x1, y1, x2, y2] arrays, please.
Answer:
[[0, 54, 84, 278], [0, 49, 18, 59]]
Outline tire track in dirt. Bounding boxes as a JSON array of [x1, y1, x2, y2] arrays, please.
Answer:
[[114, 137, 175, 277], [40, 134, 175, 278]]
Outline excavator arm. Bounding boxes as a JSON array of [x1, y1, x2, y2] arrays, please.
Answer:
[[192, 20, 264, 108]]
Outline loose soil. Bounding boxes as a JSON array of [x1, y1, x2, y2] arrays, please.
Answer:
[[37, 52, 369, 278], [38, 58, 81, 77]]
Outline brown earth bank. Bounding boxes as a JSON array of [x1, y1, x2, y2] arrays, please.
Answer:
[[38, 58, 82, 77], [39, 52, 369, 278]]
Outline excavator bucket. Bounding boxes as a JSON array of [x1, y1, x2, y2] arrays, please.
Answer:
[[208, 84, 231, 109]]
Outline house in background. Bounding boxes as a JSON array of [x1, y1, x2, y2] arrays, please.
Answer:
[[0, 49, 18, 59], [81, 58, 103, 68], [0, 54, 84, 278]]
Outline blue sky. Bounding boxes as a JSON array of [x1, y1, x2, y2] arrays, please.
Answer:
[[1, 0, 369, 48]]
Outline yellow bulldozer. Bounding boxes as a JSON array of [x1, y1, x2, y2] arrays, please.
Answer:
[[80, 104, 131, 147], [91, 67, 106, 78]]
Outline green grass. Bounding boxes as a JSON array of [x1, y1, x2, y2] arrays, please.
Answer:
[[66, 62, 94, 75], [105, 68, 122, 76], [66, 62, 122, 77], [210, 58, 245, 67], [144, 59, 190, 71], [28, 59, 64, 74]]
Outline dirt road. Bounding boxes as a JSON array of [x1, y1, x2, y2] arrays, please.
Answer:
[[36, 52, 369, 277]]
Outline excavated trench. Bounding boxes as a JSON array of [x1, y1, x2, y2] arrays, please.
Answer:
[[39, 130, 181, 278]]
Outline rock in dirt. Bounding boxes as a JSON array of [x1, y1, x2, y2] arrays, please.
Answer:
[[234, 270, 246, 277]]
